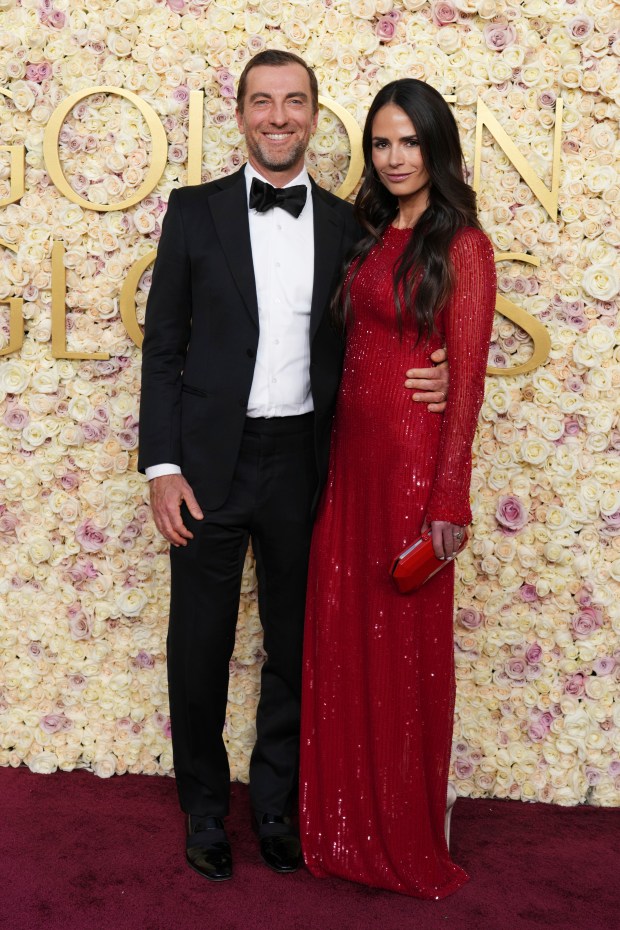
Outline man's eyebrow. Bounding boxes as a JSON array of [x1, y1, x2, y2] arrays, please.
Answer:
[[248, 91, 310, 101]]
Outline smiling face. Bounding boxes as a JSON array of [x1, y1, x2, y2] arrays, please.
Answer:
[[236, 63, 318, 186], [371, 103, 431, 223]]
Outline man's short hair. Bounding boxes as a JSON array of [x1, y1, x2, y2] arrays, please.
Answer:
[[236, 50, 319, 115]]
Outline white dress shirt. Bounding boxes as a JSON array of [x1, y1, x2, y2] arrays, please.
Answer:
[[146, 164, 315, 481]]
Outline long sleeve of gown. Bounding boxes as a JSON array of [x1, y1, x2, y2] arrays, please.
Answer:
[[425, 227, 496, 526]]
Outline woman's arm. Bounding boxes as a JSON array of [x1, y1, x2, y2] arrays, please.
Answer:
[[425, 227, 497, 531]]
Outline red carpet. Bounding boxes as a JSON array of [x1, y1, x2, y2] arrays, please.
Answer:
[[1, 766, 618, 930]]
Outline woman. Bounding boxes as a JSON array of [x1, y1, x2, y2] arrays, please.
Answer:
[[300, 80, 496, 898]]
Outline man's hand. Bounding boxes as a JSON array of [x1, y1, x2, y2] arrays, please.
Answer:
[[149, 474, 204, 547], [405, 346, 449, 413]]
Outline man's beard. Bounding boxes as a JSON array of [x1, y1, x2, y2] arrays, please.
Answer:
[[246, 137, 307, 174]]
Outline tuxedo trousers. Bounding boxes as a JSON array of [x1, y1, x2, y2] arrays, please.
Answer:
[[168, 413, 317, 818]]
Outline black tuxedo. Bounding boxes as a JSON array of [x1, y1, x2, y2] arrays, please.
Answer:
[[139, 166, 359, 818]]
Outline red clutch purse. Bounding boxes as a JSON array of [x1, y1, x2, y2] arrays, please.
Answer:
[[390, 529, 469, 594]]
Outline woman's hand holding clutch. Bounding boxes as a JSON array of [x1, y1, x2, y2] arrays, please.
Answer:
[[422, 520, 467, 561]]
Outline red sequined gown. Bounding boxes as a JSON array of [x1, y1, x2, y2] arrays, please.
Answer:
[[300, 225, 496, 898]]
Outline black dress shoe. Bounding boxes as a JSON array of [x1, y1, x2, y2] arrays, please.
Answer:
[[186, 815, 232, 881], [254, 814, 301, 874]]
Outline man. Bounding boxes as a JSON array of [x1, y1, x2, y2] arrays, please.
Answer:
[[138, 50, 448, 882]]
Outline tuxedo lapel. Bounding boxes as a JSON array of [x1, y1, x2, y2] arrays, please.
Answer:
[[310, 182, 346, 342], [208, 167, 259, 329]]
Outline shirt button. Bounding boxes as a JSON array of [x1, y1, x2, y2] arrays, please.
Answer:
[[272, 377, 277, 383], [274, 339, 279, 345], [275, 262, 281, 268]]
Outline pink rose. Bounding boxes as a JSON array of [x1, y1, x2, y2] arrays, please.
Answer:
[[82, 421, 109, 442], [172, 86, 190, 104], [69, 674, 87, 690], [602, 510, 620, 536], [484, 23, 518, 51], [593, 657, 616, 676], [528, 720, 548, 742], [69, 613, 91, 640], [565, 673, 586, 696], [375, 16, 397, 40], [525, 643, 542, 664], [585, 768, 600, 786], [75, 519, 108, 553], [0, 511, 18, 535], [572, 607, 603, 639], [49, 9, 66, 28], [495, 495, 528, 534], [432, 1, 457, 25], [118, 429, 139, 450], [567, 16, 594, 43], [538, 90, 557, 108], [520, 584, 538, 602], [454, 758, 474, 779], [565, 376, 584, 393], [120, 521, 142, 545], [167, 0, 185, 10], [3, 406, 30, 429], [505, 657, 527, 680], [134, 651, 155, 669], [609, 761, 620, 776], [488, 346, 508, 367], [457, 607, 483, 629], [60, 473, 79, 490], [40, 714, 72, 734]]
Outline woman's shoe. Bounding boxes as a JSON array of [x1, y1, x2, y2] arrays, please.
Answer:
[[445, 782, 457, 848]]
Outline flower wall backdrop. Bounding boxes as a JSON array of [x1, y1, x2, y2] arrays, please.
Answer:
[[0, 0, 618, 803]]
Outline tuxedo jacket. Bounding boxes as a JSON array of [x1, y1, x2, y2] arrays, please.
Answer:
[[138, 165, 360, 511]]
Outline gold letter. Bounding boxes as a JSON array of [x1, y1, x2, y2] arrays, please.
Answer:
[[488, 252, 551, 377], [0, 145, 25, 208], [44, 86, 168, 212], [0, 90, 26, 207], [119, 251, 156, 348], [0, 238, 24, 356], [51, 242, 108, 359], [474, 98, 563, 220], [318, 96, 364, 201]]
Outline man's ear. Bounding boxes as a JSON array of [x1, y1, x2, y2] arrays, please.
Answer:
[[235, 107, 245, 134]]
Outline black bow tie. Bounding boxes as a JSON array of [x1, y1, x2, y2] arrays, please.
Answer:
[[249, 177, 307, 218]]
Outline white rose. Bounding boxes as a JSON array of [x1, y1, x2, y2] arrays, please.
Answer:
[[0, 360, 30, 394], [581, 265, 619, 301], [29, 751, 59, 774], [93, 754, 117, 778], [117, 588, 148, 617]]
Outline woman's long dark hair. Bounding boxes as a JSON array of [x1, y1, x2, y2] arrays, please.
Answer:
[[332, 79, 481, 339]]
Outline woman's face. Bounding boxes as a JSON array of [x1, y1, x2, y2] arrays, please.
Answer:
[[370, 103, 431, 205]]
